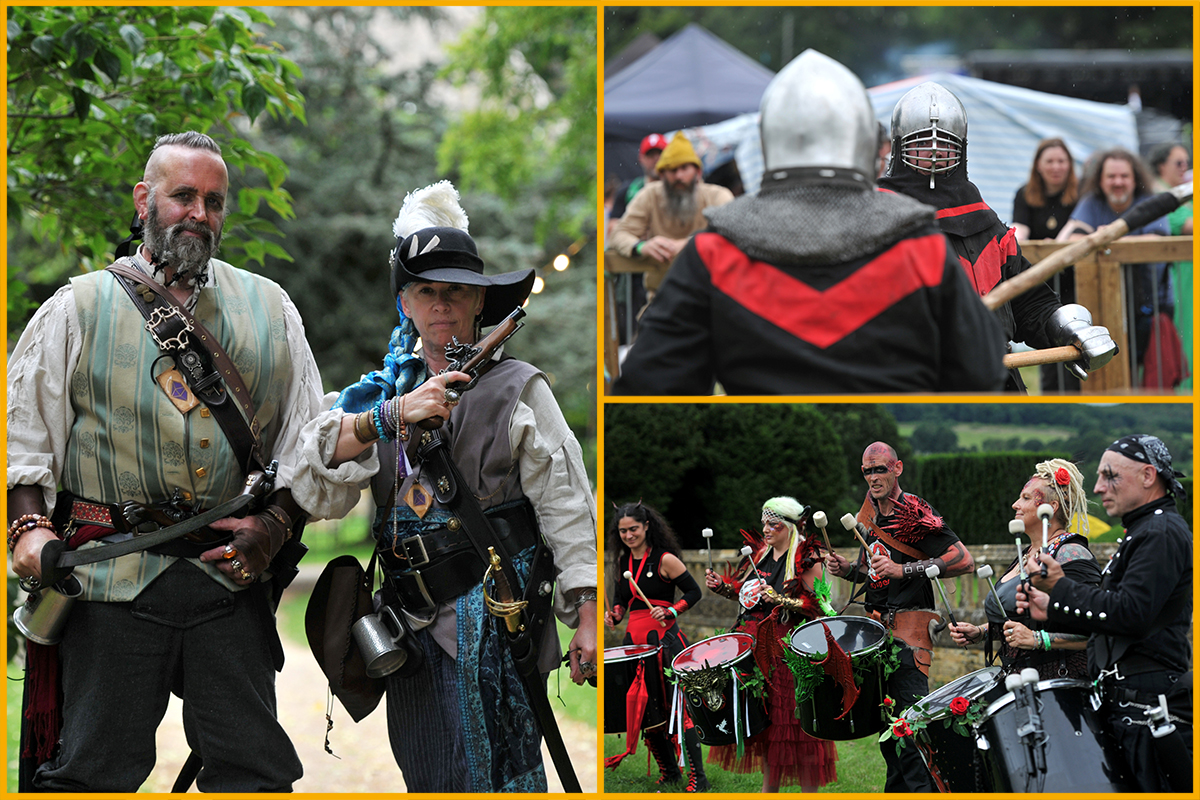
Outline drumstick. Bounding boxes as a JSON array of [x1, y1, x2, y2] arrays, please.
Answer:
[[1010, 519, 1030, 616], [976, 564, 1006, 618], [623, 569, 664, 627], [812, 511, 832, 553], [1036, 503, 1054, 578], [739, 545, 764, 582], [702, 527, 714, 572], [925, 564, 966, 649], [838, 513, 871, 550]]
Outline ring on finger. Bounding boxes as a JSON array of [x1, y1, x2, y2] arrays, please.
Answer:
[[237, 567, 253, 581], [579, 660, 596, 674], [222, 544, 238, 560], [231, 558, 242, 570]]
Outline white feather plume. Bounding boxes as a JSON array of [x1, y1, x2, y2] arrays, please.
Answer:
[[392, 180, 469, 240]]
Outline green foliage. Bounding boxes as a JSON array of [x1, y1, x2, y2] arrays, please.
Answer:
[[907, 451, 1069, 544], [604, 405, 848, 550], [606, 7, 1190, 77], [7, 6, 306, 339], [242, 8, 596, 428], [438, 6, 596, 243]]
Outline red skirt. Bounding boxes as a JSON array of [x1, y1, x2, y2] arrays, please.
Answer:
[[706, 652, 838, 788]]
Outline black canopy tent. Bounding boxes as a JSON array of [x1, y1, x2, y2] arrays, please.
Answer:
[[605, 24, 775, 181]]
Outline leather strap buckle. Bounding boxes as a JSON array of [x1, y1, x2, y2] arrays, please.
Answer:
[[144, 305, 193, 351], [407, 570, 437, 610], [401, 535, 431, 568]]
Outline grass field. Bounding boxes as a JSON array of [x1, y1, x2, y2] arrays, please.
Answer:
[[896, 421, 1074, 450], [603, 731, 886, 793]]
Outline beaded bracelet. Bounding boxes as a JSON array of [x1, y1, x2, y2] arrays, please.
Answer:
[[7, 514, 55, 552]]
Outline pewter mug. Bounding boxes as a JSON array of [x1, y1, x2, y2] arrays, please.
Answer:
[[352, 605, 409, 678], [14, 574, 83, 645]]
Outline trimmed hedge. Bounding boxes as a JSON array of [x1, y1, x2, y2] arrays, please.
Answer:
[[908, 451, 1193, 544]]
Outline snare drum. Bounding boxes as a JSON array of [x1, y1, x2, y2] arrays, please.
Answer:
[[902, 667, 1004, 792], [671, 633, 769, 746], [604, 644, 668, 735], [977, 677, 1134, 792], [787, 615, 887, 740]]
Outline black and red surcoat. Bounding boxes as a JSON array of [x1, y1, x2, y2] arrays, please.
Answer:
[[613, 222, 1007, 395], [878, 169, 1062, 392]]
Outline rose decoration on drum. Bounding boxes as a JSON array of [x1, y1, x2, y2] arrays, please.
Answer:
[[891, 718, 913, 738], [949, 696, 971, 716]]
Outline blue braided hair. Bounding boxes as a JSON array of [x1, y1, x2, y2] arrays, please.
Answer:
[[332, 291, 427, 413]]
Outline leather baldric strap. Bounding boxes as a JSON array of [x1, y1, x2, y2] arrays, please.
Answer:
[[414, 429, 581, 793], [857, 495, 928, 561], [106, 261, 265, 474]]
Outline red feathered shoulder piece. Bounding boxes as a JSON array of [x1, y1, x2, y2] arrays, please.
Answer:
[[882, 494, 943, 544]]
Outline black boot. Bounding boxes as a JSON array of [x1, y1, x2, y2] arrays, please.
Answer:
[[644, 729, 682, 787], [682, 728, 710, 793]]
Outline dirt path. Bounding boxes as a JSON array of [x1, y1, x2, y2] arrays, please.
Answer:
[[141, 582, 597, 793]]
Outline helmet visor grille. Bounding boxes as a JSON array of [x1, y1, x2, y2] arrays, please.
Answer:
[[899, 127, 963, 175]]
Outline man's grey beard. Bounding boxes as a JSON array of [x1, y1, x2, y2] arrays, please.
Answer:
[[143, 190, 222, 287], [663, 178, 699, 226]]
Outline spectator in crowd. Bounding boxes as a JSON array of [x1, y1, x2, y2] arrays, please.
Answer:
[[607, 132, 734, 303], [1058, 148, 1178, 387], [1148, 142, 1193, 389], [1012, 138, 1081, 392], [607, 132, 668, 237], [606, 133, 668, 345]]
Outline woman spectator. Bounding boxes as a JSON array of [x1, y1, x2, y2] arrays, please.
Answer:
[[605, 502, 709, 792], [1012, 139, 1082, 392], [704, 497, 837, 793], [949, 459, 1101, 679]]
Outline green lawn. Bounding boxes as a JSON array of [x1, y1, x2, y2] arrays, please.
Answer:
[[603, 731, 886, 793]]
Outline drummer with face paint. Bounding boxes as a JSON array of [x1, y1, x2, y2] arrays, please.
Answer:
[[704, 497, 838, 793], [825, 442, 975, 793], [1018, 434, 1192, 793]]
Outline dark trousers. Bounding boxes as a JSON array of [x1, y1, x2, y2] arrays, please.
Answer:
[[1107, 670, 1193, 793], [34, 560, 300, 793], [385, 628, 470, 792], [881, 647, 935, 793]]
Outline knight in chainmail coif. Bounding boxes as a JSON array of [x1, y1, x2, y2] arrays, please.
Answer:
[[612, 49, 1007, 396]]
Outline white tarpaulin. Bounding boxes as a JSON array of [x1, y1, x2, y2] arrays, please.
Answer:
[[672, 72, 1139, 221]]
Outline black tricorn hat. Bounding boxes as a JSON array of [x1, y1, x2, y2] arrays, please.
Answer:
[[389, 226, 535, 327]]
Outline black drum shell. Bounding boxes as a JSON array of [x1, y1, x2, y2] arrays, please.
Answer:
[[978, 678, 1135, 792], [604, 644, 668, 735], [673, 633, 769, 746], [902, 666, 1005, 792], [788, 616, 888, 741]]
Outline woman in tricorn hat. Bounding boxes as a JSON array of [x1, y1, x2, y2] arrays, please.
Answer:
[[295, 182, 597, 792]]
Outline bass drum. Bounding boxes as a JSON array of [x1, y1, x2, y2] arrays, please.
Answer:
[[787, 615, 887, 740], [978, 678, 1134, 792], [603, 643, 667, 735], [671, 633, 769, 746], [902, 666, 1004, 792]]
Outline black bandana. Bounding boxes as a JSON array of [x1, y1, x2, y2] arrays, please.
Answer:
[[1107, 434, 1187, 498]]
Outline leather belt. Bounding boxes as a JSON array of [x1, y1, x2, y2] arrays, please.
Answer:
[[69, 498, 231, 546], [381, 500, 539, 612], [1106, 653, 1173, 680]]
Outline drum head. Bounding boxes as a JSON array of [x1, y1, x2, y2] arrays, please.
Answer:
[[905, 666, 1003, 719], [672, 632, 754, 673], [604, 643, 660, 664], [788, 615, 886, 659]]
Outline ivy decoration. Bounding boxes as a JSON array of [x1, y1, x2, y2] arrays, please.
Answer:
[[784, 629, 904, 713]]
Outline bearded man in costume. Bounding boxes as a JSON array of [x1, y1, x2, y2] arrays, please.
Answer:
[[876, 81, 1117, 391], [613, 50, 1007, 395], [826, 442, 976, 792]]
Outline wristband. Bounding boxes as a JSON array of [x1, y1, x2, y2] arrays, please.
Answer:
[[902, 559, 935, 578], [1039, 630, 1051, 651], [572, 588, 597, 609], [634, 241, 645, 256]]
